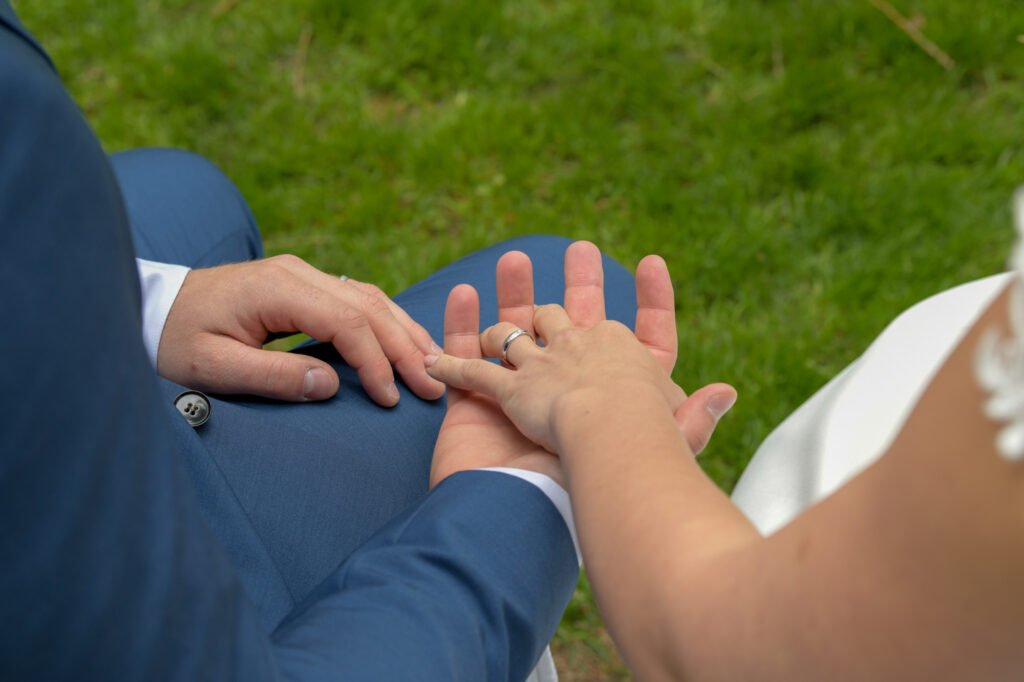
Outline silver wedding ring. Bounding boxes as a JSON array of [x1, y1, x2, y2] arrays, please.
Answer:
[[501, 328, 533, 367]]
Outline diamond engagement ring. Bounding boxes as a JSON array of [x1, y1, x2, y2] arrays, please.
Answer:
[[339, 275, 350, 282], [501, 328, 533, 367]]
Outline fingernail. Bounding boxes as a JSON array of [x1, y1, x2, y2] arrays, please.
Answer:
[[430, 342, 444, 355], [707, 393, 736, 420], [423, 353, 439, 368], [303, 368, 333, 400], [386, 382, 400, 403]]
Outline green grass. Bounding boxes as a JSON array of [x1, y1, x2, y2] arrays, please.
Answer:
[[16, 0, 1024, 677]]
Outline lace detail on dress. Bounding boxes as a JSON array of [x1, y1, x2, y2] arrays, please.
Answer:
[[974, 188, 1024, 461]]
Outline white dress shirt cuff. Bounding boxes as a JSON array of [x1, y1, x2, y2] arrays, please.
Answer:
[[478, 467, 581, 565], [136, 258, 190, 368]]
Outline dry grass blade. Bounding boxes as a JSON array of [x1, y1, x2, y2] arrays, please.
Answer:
[[211, 0, 238, 20], [867, 0, 956, 71], [292, 24, 314, 98]]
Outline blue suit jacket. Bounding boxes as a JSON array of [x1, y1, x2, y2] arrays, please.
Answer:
[[0, 5, 578, 680]]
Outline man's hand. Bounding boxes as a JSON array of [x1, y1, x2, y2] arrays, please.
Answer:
[[430, 282, 561, 486], [430, 242, 737, 487], [157, 255, 445, 405]]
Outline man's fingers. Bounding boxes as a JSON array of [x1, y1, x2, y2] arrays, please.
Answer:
[[563, 241, 605, 328], [533, 304, 573, 344], [674, 383, 737, 455], [496, 251, 536, 335], [443, 284, 483, 360], [265, 257, 444, 402], [326, 310, 403, 406], [480, 321, 541, 367], [198, 336, 341, 402], [346, 279, 439, 350], [360, 296, 445, 401], [440, 284, 482, 408], [635, 254, 678, 373]]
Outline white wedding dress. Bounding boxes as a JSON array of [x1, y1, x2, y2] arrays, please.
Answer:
[[732, 272, 1010, 532], [733, 270, 1011, 532], [733, 190, 1024, 532]]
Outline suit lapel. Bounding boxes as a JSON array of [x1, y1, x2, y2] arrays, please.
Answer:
[[0, 1, 56, 70]]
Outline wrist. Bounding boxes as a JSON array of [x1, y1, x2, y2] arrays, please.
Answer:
[[431, 454, 563, 489], [551, 383, 676, 458]]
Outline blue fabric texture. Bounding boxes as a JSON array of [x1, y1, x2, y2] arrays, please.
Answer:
[[110, 151, 639, 621], [111, 148, 264, 266], [0, 2, 637, 679], [0, 11, 274, 681]]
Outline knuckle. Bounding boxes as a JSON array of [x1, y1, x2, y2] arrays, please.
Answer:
[[269, 253, 305, 268], [535, 303, 562, 318], [394, 343, 422, 367], [361, 291, 391, 317], [356, 351, 393, 379], [257, 259, 292, 282], [338, 305, 369, 329], [600, 319, 629, 335], [462, 360, 484, 383], [560, 327, 584, 345]]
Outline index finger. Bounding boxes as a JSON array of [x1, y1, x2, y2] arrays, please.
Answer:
[[563, 241, 605, 328], [441, 284, 483, 408], [635, 254, 678, 373]]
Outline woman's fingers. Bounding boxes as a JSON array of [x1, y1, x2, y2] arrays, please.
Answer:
[[496, 250, 536, 335], [673, 383, 737, 455], [563, 241, 606, 328], [424, 351, 507, 398], [480, 321, 542, 367], [534, 304, 574, 343], [635, 254, 678, 373]]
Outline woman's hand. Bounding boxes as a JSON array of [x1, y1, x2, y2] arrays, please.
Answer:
[[429, 283, 563, 487], [427, 244, 736, 457], [427, 305, 687, 453], [158, 254, 445, 405]]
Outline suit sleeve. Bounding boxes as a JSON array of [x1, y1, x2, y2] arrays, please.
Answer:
[[272, 471, 579, 681], [0, 10, 576, 681]]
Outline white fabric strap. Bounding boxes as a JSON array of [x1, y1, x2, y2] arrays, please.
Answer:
[[478, 467, 581, 566], [135, 258, 190, 368]]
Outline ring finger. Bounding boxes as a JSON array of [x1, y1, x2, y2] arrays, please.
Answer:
[[481, 321, 542, 368]]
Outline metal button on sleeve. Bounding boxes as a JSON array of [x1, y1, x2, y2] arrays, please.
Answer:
[[174, 390, 211, 428]]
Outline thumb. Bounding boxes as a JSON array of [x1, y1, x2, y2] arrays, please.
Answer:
[[206, 337, 341, 401], [675, 383, 737, 455]]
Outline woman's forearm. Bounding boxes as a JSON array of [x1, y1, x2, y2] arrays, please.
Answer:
[[553, 385, 760, 678]]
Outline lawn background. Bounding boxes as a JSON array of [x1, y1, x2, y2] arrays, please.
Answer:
[[16, 0, 1024, 678]]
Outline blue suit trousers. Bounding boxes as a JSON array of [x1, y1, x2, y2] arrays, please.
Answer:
[[110, 148, 639, 621]]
